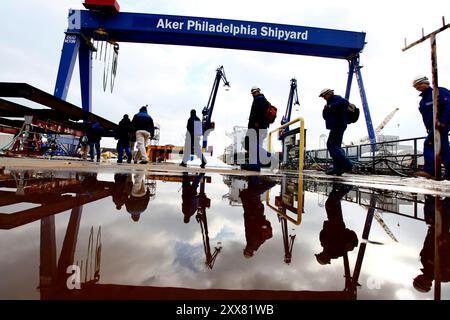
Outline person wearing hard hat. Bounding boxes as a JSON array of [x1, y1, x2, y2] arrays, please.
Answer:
[[240, 176, 276, 258], [413, 195, 450, 293], [243, 86, 271, 172], [319, 88, 353, 175], [315, 183, 358, 266], [412, 75, 450, 180]]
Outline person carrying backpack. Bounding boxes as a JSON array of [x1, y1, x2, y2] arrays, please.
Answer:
[[320, 88, 353, 176], [243, 86, 272, 172]]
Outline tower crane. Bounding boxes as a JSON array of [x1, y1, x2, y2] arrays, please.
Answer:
[[201, 66, 230, 150], [351, 107, 399, 145], [374, 210, 398, 242]]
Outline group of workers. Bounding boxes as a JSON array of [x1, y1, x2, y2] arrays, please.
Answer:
[[318, 75, 450, 180], [79, 105, 155, 164], [78, 75, 450, 178]]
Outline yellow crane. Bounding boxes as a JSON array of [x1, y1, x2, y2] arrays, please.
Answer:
[[350, 107, 399, 145]]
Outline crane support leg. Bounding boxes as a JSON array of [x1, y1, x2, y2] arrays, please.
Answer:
[[57, 206, 83, 281], [352, 56, 376, 149], [40, 216, 57, 287], [54, 34, 81, 101], [79, 41, 93, 113], [344, 59, 355, 100]]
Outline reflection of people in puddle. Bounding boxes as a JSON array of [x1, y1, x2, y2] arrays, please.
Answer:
[[240, 176, 277, 258], [315, 183, 358, 265], [112, 173, 133, 210], [125, 171, 150, 222], [413, 196, 450, 293], [181, 173, 205, 223]]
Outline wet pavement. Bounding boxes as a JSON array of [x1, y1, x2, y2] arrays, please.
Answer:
[[0, 167, 449, 300]]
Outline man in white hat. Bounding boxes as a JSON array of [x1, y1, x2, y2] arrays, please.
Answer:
[[412, 75, 450, 179], [319, 88, 353, 175], [244, 86, 271, 171]]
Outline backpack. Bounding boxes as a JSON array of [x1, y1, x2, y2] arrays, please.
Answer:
[[347, 103, 360, 124], [266, 102, 277, 124]]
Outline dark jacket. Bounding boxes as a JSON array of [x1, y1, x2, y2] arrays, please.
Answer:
[[240, 177, 277, 255], [181, 173, 203, 223], [419, 86, 450, 132], [187, 114, 201, 137], [419, 196, 450, 281], [115, 117, 133, 143], [248, 94, 269, 129], [125, 190, 150, 215], [112, 173, 133, 210], [319, 185, 358, 260], [322, 95, 349, 130], [86, 121, 104, 143], [132, 111, 155, 138]]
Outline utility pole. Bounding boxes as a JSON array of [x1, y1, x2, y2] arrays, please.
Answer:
[[402, 16, 449, 180], [403, 17, 449, 299]]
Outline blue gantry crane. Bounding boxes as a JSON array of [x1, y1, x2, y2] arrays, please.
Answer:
[[53, 0, 377, 159]]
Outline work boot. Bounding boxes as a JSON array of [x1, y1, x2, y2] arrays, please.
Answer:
[[325, 168, 339, 175], [343, 164, 353, 173], [416, 171, 435, 179]]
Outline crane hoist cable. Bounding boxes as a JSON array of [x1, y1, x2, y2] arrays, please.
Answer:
[[100, 41, 119, 93], [102, 42, 110, 91], [110, 43, 119, 93]]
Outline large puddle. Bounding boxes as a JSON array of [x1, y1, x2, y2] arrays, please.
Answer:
[[0, 168, 449, 300]]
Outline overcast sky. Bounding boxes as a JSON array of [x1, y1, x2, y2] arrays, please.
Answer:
[[1, 0, 449, 153]]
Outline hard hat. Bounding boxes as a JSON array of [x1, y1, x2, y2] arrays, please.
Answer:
[[319, 88, 334, 97], [250, 86, 261, 93], [413, 274, 432, 293], [243, 247, 254, 258], [412, 75, 430, 87], [315, 252, 331, 265]]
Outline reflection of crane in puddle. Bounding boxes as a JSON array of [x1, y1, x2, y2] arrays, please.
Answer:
[[279, 215, 296, 264], [77, 226, 102, 285], [267, 175, 303, 264], [374, 211, 398, 242], [194, 174, 222, 269], [310, 181, 400, 243], [266, 176, 392, 297], [148, 172, 220, 269]]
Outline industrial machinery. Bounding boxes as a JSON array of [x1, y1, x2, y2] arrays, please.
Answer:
[[279, 79, 301, 169], [349, 107, 400, 146], [201, 66, 230, 150], [194, 174, 222, 269]]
